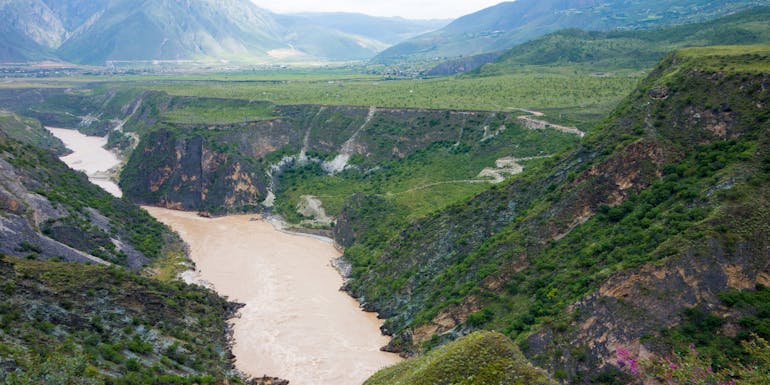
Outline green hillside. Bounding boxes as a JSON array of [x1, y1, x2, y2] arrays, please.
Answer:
[[345, 46, 770, 382], [0, 110, 67, 155], [0, 257, 236, 385], [478, 7, 770, 74], [0, 115, 240, 383], [364, 331, 554, 385], [374, 0, 770, 63], [0, 126, 178, 269]]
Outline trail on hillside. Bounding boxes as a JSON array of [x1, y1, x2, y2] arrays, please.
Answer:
[[511, 108, 586, 137]]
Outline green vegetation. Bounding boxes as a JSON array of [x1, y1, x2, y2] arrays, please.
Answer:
[[0, 257, 235, 385], [337, 46, 770, 381], [375, 0, 770, 63], [275, 125, 575, 227], [364, 331, 554, 385], [161, 98, 277, 124], [0, 132, 173, 265], [480, 8, 770, 75], [124, 73, 637, 127], [675, 44, 770, 72], [0, 111, 67, 155]]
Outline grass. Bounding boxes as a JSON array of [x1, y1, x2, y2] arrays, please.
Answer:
[[675, 44, 770, 73], [161, 98, 277, 124], [124, 71, 639, 120], [275, 125, 576, 225], [0, 256, 234, 385], [364, 331, 554, 385]]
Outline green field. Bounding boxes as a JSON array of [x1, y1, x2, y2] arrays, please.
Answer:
[[125, 71, 638, 126], [2, 66, 641, 129]]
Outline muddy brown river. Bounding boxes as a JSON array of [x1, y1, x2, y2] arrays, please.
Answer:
[[49, 127, 400, 385]]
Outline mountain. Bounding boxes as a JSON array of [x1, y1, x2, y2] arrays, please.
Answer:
[[350, 46, 770, 382], [477, 7, 770, 74], [373, 0, 770, 63], [0, 0, 447, 64], [0, 115, 242, 383], [290, 13, 450, 46], [0, 0, 62, 61], [56, 0, 286, 64], [272, 14, 389, 61], [427, 7, 770, 76]]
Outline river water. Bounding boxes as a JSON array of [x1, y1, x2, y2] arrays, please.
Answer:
[[48, 127, 400, 385], [46, 127, 123, 197]]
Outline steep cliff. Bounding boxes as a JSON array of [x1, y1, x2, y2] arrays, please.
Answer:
[[347, 46, 770, 382], [120, 126, 267, 213], [0, 113, 241, 384], [0, 125, 175, 269], [120, 104, 543, 214]]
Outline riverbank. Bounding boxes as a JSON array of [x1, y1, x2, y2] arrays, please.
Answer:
[[145, 207, 401, 385]]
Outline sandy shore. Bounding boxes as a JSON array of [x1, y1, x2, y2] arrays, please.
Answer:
[[144, 207, 401, 385]]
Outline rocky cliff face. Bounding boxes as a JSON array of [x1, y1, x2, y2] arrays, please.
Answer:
[[120, 103, 523, 213], [121, 128, 266, 213], [0, 124, 176, 269], [341, 49, 770, 382]]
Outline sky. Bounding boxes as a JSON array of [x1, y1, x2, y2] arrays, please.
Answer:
[[250, 0, 505, 20]]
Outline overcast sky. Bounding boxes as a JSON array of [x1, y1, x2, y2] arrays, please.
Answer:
[[251, 0, 505, 20]]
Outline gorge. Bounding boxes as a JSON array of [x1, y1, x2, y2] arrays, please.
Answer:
[[48, 127, 400, 384]]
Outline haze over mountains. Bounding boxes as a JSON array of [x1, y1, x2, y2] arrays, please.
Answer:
[[374, 0, 770, 63], [0, 0, 447, 64], [7, 0, 770, 66]]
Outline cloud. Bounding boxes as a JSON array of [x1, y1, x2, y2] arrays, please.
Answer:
[[251, 0, 505, 19]]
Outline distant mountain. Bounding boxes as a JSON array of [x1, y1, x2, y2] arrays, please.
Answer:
[[373, 0, 770, 63], [57, 0, 286, 64], [0, 0, 61, 62], [290, 13, 450, 45], [427, 7, 770, 76], [482, 7, 770, 73], [273, 14, 389, 61], [0, 0, 443, 64]]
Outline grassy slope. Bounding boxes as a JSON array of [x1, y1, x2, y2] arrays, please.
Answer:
[[0, 257, 235, 385], [364, 331, 554, 385], [0, 110, 67, 155], [123, 73, 637, 128], [349, 46, 769, 381], [276, 121, 577, 227]]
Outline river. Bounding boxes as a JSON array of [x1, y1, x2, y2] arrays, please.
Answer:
[[48, 127, 401, 385], [46, 127, 123, 197]]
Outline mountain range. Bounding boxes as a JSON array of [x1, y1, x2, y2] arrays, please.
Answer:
[[0, 0, 446, 65], [426, 7, 770, 76], [374, 0, 770, 63]]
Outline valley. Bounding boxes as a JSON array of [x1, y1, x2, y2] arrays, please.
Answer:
[[48, 126, 401, 384], [1, 2, 770, 385]]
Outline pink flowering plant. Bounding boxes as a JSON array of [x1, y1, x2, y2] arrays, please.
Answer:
[[615, 336, 770, 385]]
